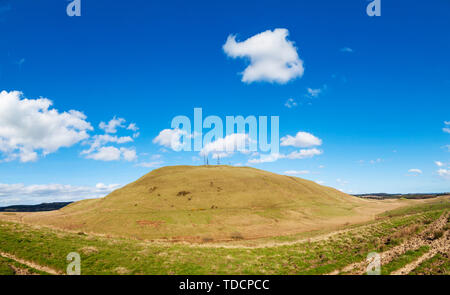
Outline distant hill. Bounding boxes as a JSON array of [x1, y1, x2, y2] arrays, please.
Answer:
[[354, 193, 449, 200], [14, 165, 408, 242], [0, 202, 72, 212]]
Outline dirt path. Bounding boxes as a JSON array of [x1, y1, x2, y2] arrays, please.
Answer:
[[182, 227, 357, 249], [328, 211, 449, 275], [0, 251, 62, 275], [146, 217, 396, 250], [183, 210, 437, 249], [391, 231, 450, 275], [9, 264, 34, 275]]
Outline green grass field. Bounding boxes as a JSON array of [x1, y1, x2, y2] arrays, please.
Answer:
[[0, 198, 448, 275]]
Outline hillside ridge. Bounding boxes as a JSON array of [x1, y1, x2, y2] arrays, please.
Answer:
[[7, 165, 406, 242]]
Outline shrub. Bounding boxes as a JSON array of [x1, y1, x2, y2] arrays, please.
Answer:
[[432, 230, 443, 240], [177, 191, 191, 196], [231, 232, 243, 240], [202, 237, 213, 243]]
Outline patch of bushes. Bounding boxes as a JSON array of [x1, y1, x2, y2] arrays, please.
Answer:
[[177, 191, 191, 196], [202, 237, 214, 243], [431, 230, 443, 240], [231, 232, 243, 240]]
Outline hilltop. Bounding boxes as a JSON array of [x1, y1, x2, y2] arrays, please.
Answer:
[[6, 165, 408, 242]]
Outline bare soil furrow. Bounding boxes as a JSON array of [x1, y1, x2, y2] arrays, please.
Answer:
[[329, 211, 449, 275], [391, 232, 449, 275], [0, 251, 62, 275]]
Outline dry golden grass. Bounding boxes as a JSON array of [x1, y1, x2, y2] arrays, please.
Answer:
[[0, 165, 418, 242]]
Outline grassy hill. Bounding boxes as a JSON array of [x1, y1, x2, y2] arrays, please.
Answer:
[[1, 197, 448, 275], [16, 165, 404, 241]]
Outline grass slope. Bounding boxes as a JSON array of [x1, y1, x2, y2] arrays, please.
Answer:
[[0, 199, 447, 275], [18, 165, 380, 241]]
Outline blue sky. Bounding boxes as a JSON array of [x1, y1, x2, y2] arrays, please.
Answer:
[[0, 0, 449, 205]]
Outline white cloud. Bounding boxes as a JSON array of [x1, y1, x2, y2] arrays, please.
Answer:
[[443, 121, 450, 133], [304, 85, 327, 99], [336, 178, 349, 185], [0, 91, 139, 164], [127, 123, 139, 132], [99, 117, 139, 136], [127, 123, 140, 138], [153, 128, 188, 151], [408, 168, 422, 174], [248, 153, 284, 164], [223, 28, 304, 84], [360, 158, 383, 165], [135, 154, 163, 168], [0, 90, 93, 162], [248, 148, 322, 164], [99, 117, 126, 133], [81, 134, 133, 155], [201, 133, 250, 158], [286, 148, 322, 159], [81, 130, 137, 162], [18, 149, 38, 163], [340, 47, 353, 53], [306, 88, 322, 98], [280, 131, 322, 148], [437, 169, 450, 180], [151, 154, 162, 160], [85, 146, 121, 161], [0, 182, 121, 206], [284, 98, 298, 108], [435, 161, 444, 167], [284, 170, 310, 175], [120, 147, 137, 162], [83, 146, 136, 162], [135, 161, 164, 168]]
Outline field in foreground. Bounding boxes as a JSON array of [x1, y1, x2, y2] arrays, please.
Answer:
[[0, 197, 448, 275]]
